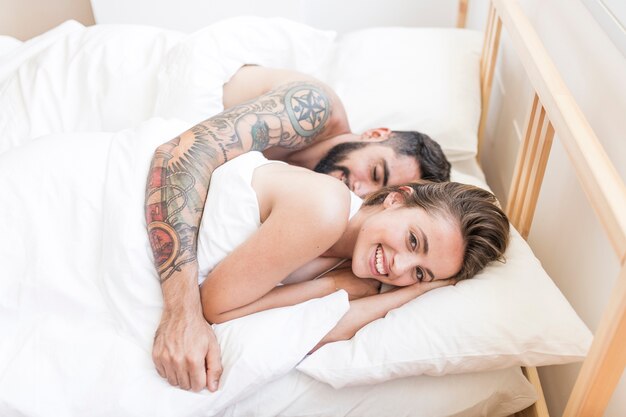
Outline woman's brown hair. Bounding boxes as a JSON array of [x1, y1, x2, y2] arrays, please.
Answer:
[[363, 181, 510, 281]]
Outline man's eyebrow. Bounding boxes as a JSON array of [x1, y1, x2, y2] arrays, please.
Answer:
[[382, 160, 389, 186]]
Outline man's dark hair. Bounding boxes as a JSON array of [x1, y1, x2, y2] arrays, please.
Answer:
[[313, 130, 451, 182], [386, 131, 451, 182]]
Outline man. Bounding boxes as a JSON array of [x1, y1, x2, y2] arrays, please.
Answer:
[[146, 65, 450, 393]]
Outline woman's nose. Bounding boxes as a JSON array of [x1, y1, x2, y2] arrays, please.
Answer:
[[392, 252, 414, 277]]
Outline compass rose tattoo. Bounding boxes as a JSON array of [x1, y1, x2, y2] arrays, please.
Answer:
[[285, 87, 329, 137]]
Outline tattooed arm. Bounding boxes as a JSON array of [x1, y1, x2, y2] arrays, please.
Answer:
[[146, 76, 347, 392]]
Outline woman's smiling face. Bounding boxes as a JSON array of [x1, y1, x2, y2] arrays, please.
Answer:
[[351, 192, 464, 286]]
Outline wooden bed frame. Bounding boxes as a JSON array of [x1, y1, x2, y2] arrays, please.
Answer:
[[457, 0, 626, 416]]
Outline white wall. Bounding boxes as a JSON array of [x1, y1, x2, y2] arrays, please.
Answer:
[[468, 0, 626, 416], [89, 0, 459, 34]]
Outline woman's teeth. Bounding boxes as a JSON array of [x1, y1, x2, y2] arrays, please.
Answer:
[[375, 245, 385, 275]]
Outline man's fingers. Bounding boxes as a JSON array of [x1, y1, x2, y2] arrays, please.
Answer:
[[154, 360, 166, 379], [154, 351, 199, 391], [152, 347, 167, 379], [205, 347, 223, 392], [165, 366, 179, 387], [176, 369, 192, 391], [189, 359, 207, 392]]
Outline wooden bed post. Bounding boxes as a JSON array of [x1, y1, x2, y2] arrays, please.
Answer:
[[457, 0, 469, 28], [477, 2, 502, 159], [562, 264, 626, 417]]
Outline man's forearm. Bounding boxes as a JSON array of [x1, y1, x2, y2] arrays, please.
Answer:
[[145, 81, 337, 290], [145, 142, 212, 284]]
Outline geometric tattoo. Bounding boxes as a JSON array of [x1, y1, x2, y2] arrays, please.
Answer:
[[285, 86, 329, 137]]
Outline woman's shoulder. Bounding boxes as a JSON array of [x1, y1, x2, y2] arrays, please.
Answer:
[[252, 162, 351, 227]]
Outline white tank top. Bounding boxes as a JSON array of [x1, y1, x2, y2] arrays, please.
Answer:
[[196, 152, 362, 284]]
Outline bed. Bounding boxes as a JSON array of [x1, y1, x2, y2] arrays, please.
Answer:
[[0, 0, 623, 416]]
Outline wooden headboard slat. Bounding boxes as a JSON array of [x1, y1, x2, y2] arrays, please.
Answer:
[[506, 93, 555, 239], [477, 3, 502, 157], [493, 0, 626, 269]]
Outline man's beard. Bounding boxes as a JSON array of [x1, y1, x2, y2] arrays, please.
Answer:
[[313, 142, 367, 175]]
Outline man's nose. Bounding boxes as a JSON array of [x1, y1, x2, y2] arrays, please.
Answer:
[[352, 180, 375, 198]]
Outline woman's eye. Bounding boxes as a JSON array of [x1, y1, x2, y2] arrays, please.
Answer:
[[415, 267, 424, 282], [372, 166, 378, 182], [409, 233, 417, 250]]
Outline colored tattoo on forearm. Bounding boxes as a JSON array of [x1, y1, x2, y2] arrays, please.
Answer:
[[250, 120, 271, 151], [146, 139, 218, 281], [144, 82, 333, 283]]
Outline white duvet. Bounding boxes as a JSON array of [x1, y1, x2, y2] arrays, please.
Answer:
[[0, 19, 350, 415], [0, 118, 350, 417], [0, 18, 336, 156]]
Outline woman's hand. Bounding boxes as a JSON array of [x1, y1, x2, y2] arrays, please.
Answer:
[[314, 277, 457, 349], [325, 268, 381, 300], [395, 277, 457, 297]]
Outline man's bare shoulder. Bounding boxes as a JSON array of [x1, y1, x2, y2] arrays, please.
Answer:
[[223, 66, 351, 160], [223, 66, 317, 109]]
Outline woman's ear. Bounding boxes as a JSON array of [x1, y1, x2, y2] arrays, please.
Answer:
[[382, 186, 414, 208], [382, 191, 405, 208], [398, 185, 414, 195]]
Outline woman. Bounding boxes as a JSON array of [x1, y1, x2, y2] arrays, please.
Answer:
[[197, 151, 509, 344]]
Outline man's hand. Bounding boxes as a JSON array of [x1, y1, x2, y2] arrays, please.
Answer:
[[152, 308, 223, 392]]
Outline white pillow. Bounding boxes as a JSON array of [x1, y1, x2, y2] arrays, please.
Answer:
[[324, 27, 483, 162], [297, 227, 593, 388], [154, 16, 337, 125]]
